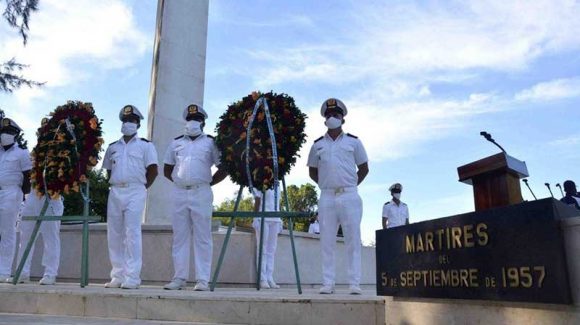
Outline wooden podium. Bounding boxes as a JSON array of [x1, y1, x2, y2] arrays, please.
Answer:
[[458, 152, 529, 211]]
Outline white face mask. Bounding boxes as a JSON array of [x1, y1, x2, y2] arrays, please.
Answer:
[[185, 120, 203, 137], [121, 122, 138, 136], [1, 133, 15, 146], [393, 193, 401, 200], [325, 116, 342, 129]]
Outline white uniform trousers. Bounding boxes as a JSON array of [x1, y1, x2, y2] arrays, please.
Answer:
[[170, 184, 213, 283], [17, 194, 63, 278], [0, 187, 23, 276], [252, 219, 282, 282], [318, 189, 363, 286], [107, 184, 146, 286]]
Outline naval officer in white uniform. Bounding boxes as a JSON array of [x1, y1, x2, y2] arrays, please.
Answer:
[[163, 104, 228, 291], [382, 183, 409, 229], [307, 98, 369, 295], [103, 105, 158, 289], [0, 118, 32, 282]]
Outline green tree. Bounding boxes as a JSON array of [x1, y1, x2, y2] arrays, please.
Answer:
[[63, 168, 109, 223], [1, 0, 44, 92], [214, 190, 255, 229], [281, 183, 318, 232]]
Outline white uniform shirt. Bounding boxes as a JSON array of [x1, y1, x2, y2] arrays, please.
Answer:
[[253, 188, 282, 223], [382, 200, 409, 228], [306, 132, 368, 189], [103, 136, 158, 185], [163, 134, 221, 186], [0, 145, 32, 187], [308, 221, 320, 234]]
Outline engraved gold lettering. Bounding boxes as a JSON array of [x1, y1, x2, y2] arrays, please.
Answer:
[[451, 227, 462, 248], [476, 223, 488, 246], [463, 224, 474, 248]]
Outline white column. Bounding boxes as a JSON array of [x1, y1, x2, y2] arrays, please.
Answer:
[[145, 0, 209, 224]]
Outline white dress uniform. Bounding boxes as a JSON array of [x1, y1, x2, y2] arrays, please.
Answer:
[[103, 135, 158, 287], [308, 221, 320, 234], [0, 131, 31, 279], [164, 133, 220, 284], [17, 189, 64, 279], [252, 188, 282, 284], [382, 200, 409, 228], [307, 131, 368, 287]]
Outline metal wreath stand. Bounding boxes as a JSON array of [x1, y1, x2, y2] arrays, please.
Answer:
[[12, 118, 101, 287], [210, 97, 311, 294]]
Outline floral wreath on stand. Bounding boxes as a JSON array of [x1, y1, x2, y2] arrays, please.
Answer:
[[31, 101, 104, 199], [215, 91, 307, 192]]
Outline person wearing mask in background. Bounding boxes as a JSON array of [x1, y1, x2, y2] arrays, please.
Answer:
[[382, 183, 409, 229], [560, 180, 580, 210], [252, 186, 282, 289], [0, 118, 31, 282], [307, 98, 369, 295], [163, 104, 228, 291], [103, 105, 158, 289], [308, 213, 320, 234]]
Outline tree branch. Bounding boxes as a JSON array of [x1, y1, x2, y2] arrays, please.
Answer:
[[3, 0, 39, 45], [0, 58, 44, 92]]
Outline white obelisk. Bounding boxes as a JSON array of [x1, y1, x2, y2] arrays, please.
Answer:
[[145, 0, 210, 224]]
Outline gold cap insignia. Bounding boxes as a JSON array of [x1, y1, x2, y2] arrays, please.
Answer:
[[2, 119, 10, 127], [188, 105, 198, 115], [326, 99, 337, 108], [123, 105, 133, 115]]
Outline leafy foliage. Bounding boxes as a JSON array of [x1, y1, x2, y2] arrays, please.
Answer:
[[0, 58, 44, 92], [63, 169, 109, 222]]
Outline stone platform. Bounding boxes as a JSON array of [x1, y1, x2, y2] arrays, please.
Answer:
[[0, 284, 385, 325]]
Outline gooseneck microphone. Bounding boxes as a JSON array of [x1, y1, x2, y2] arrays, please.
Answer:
[[480, 131, 506, 153], [555, 183, 564, 197], [522, 179, 537, 200], [545, 183, 554, 198]]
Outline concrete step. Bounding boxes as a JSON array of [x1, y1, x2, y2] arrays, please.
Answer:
[[0, 283, 386, 325], [0, 313, 223, 325]]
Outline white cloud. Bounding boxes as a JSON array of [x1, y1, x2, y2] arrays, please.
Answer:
[[514, 77, 580, 102], [0, 0, 149, 103]]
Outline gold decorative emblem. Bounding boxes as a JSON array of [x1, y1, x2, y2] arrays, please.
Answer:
[[188, 104, 198, 115], [2, 119, 10, 127], [326, 99, 337, 108], [123, 105, 133, 115]]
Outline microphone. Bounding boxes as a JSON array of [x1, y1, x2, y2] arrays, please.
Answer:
[[522, 179, 537, 200], [480, 131, 506, 153], [555, 183, 564, 197], [544, 183, 554, 198]]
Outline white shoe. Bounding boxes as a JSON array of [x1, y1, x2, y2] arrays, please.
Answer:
[[349, 285, 362, 295], [39, 275, 56, 285], [164, 278, 187, 290], [267, 280, 280, 289], [121, 282, 140, 289], [104, 279, 123, 288], [193, 281, 209, 291], [259, 281, 270, 289], [319, 285, 335, 294], [6, 276, 30, 284]]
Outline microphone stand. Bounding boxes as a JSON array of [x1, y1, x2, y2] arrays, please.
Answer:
[[555, 183, 564, 198], [522, 179, 537, 200], [480, 131, 506, 153], [544, 183, 554, 198]]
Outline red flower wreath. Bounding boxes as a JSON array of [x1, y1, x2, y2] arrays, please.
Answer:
[[215, 92, 307, 191], [31, 101, 104, 199]]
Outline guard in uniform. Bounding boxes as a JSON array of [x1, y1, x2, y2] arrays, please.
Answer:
[[560, 180, 580, 210], [382, 183, 409, 229], [103, 105, 158, 289], [0, 118, 32, 282], [252, 187, 282, 289], [307, 98, 369, 295], [13, 189, 64, 284], [163, 104, 228, 291]]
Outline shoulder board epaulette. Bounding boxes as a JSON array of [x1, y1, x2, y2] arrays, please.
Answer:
[[206, 134, 215, 139], [140, 138, 151, 142], [174, 135, 184, 140], [108, 140, 118, 146], [314, 136, 323, 143], [384, 202, 390, 205], [347, 133, 358, 139]]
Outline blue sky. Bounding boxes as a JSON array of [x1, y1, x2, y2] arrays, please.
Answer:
[[1, 0, 580, 244]]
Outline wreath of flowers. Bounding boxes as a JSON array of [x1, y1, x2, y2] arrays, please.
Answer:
[[31, 101, 104, 199], [215, 92, 307, 191]]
